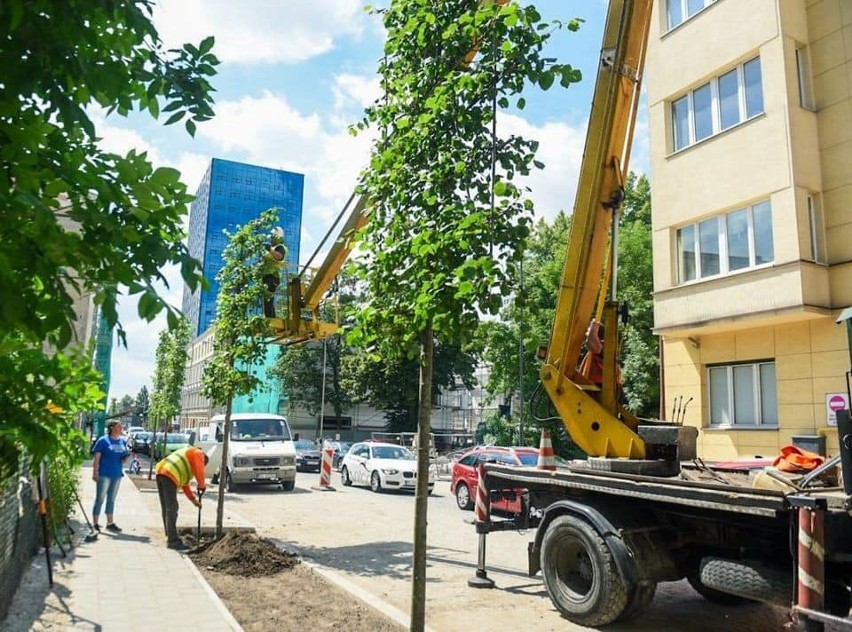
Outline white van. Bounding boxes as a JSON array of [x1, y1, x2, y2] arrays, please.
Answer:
[[199, 413, 297, 491]]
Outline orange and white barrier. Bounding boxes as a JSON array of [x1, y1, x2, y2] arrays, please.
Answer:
[[474, 463, 490, 524], [537, 428, 556, 471], [319, 448, 334, 487]]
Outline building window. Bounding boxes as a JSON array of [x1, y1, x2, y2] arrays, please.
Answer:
[[676, 200, 773, 283], [709, 361, 777, 427], [671, 57, 764, 152], [795, 45, 815, 110], [666, 0, 717, 30], [806, 193, 827, 263]]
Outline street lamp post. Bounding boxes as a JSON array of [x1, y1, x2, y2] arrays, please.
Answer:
[[318, 339, 328, 442]]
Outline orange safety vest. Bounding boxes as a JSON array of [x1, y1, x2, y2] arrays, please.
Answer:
[[155, 446, 207, 500], [773, 445, 825, 473]]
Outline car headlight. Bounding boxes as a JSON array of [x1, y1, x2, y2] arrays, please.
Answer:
[[381, 468, 399, 475], [235, 457, 249, 467], [282, 457, 294, 466]]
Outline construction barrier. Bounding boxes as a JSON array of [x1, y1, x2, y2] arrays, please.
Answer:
[[537, 428, 556, 471], [319, 448, 334, 487], [797, 503, 825, 614], [474, 463, 490, 524], [468, 462, 495, 589]]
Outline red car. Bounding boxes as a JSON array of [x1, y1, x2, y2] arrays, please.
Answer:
[[450, 446, 540, 513]]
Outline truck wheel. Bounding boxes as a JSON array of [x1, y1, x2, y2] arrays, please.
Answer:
[[341, 466, 352, 486], [541, 514, 629, 627], [455, 482, 473, 510], [617, 582, 656, 621], [226, 471, 238, 492], [281, 480, 295, 492], [211, 473, 219, 485], [370, 471, 383, 493]]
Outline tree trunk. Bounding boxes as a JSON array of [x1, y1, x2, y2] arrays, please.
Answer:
[[215, 396, 233, 538], [411, 321, 434, 632]]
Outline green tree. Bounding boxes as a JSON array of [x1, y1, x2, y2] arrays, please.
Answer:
[[351, 2, 581, 627], [0, 0, 218, 475], [202, 209, 280, 536], [616, 172, 658, 417], [134, 385, 150, 426], [342, 342, 477, 433], [118, 395, 135, 414], [272, 337, 352, 432], [149, 319, 191, 431]]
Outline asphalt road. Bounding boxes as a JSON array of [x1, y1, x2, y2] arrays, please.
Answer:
[[214, 470, 791, 632]]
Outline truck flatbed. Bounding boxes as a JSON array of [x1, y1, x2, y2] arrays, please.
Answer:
[[485, 462, 850, 517]]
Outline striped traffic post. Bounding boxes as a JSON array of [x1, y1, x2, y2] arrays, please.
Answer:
[[311, 447, 336, 492], [468, 462, 495, 588], [790, 496, 827, 631], [798, 504, 825, 623]]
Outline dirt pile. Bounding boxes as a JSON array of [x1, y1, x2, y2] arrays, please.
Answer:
[[190, 531, 300, 577]]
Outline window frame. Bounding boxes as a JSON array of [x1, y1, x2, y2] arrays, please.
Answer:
[[666, 0, 718, 31], [795, 45, 816, 111], [670, 57, 763, 153], [676, 200, 774, 284], [707, 360, 778, 428], [806, 193, 827, 264]]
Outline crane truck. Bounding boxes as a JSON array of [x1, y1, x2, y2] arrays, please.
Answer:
[[465, 0, 852, 629]]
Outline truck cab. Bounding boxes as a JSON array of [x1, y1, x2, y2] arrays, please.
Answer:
[[199, 412, 297, 491]]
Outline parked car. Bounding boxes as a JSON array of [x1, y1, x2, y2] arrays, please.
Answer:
[[450, 446, 540, 512], [129, 431, 153, 455], [339, 441, 434, 493], [151, 432, 191, 460], [294, 440, 322, 472]]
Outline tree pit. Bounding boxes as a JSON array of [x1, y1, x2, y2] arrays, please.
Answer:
[[187, 530, 300, 577]]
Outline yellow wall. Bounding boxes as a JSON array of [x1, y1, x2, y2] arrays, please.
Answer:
[[650, 0, 852, 462], [663, 317, 847, 460]]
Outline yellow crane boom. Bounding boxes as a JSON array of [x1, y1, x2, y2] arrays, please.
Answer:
[[540, 0, 653, 458]]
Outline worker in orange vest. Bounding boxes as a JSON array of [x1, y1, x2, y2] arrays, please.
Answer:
[[155, 445, 208, 551]]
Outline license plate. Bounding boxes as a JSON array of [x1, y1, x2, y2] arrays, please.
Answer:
[[256, 473, 276, 480]]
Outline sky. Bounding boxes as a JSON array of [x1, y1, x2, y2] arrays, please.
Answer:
[[105, 0, 649, 402]]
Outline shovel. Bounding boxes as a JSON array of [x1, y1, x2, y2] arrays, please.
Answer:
[[71, 487, 98, 543], [195, 489, 204, 550]]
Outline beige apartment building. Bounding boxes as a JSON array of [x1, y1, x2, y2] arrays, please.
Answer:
[[647, 0, 851, 460]]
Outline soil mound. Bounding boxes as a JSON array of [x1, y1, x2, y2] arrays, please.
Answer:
[[190, 531, 300, 577]]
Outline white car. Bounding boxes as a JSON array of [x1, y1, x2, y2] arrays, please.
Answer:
[[340, 442, 434, 493]]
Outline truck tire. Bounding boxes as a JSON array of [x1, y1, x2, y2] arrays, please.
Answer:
[[540, 514, 629, 627], [696, 557, 788, 606], [687, 570, 750, 606], [226, 470, 238, 493], [617, 582, 656, 622], [281, 480, 295, 492]]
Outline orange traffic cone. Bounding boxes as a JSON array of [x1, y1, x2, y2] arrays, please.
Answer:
[[537, 429, 556, 471]]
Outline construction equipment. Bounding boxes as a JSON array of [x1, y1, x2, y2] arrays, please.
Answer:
[[467, 1, 852, 629], [195, 488, 205, 550]]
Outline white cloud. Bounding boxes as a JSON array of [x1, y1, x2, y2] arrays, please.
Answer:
[[197, 90, 375, 226], [153, 0, 367, 64], [498, 113, 587, 223]]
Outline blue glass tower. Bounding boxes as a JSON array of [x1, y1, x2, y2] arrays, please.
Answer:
[[182, 158, 303, 337]]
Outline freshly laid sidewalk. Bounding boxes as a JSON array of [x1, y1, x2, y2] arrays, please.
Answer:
[[1, 466, 251, 632]]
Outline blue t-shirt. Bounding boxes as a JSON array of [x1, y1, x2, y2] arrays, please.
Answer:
[[93, 435, 129, 478]]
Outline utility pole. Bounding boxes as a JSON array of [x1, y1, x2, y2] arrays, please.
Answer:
[[318, 339, 327, 442]]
